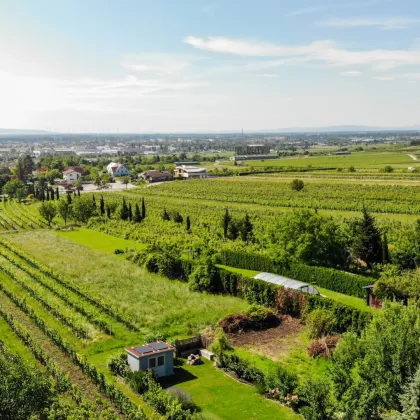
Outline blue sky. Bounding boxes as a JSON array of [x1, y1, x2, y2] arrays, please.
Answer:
[[1, 0, 420, 132]]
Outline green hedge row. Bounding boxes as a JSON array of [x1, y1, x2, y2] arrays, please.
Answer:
[[217, 249, 374, 298], [284, 264, 373, 298]]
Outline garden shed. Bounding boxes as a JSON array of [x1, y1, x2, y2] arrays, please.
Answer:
[[254, 272, 320, 295], [125, 341, 174, 377]]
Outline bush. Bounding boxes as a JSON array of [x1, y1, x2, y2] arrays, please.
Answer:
[[188, 261, 220, 293], [127, 370, 150, 395], [265, 365, 298, 399], [108, 353, 131, 377], [167, 388, 198, 412], [246, 303, 275, 322], [298, 379, 333, 420], [114, 248, 124, 255], [306, 309, 335, 339], [291, 179, 304, 191]]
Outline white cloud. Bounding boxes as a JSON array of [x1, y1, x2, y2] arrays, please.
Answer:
[[340, 70, 362, 76], [287, 6, 329, 17], [185, 36, 420, 71], [121, 53, 195, 75], [317, 17, 420, 30], [374, 76, 395, 81]]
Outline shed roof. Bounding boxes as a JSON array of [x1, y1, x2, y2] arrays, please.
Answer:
[[254, 272, 320, 295], [125, 341, 174, 359]]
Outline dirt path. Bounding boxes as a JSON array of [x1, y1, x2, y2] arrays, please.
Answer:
[[0, 291, 123, 418], [408, 154, 418, 160]]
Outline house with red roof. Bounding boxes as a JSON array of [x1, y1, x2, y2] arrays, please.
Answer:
[[63, 167, 83, 183], [106, 162, 130, 177]]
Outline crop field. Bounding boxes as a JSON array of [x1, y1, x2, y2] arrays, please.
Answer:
[[0, 230, 292, 418], [132, 177, 420, 214]]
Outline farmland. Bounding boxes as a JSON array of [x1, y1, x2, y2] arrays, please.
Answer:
[[3, 148, 420, 418]]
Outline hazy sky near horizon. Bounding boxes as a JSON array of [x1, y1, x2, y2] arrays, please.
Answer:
[[2, 0, 420, 132]]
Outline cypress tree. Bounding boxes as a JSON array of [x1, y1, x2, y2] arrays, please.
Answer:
[[162, 208, 170, 221], [46, 189, 50, 201], [120, 198, 129, 220], [351, 207, 383, 269], [382, 233, 389, 264], [106, 206, 111, 218], [141, 197, 146, 219], [186, 216, 191, 232], [240, 213, 253, 244], [73, 190, 76, 197], [128, 203, 132, 221], [100, 196, 105, 216], [55, 187, 59, 200], [223, 208, 231, 239], [50, 188, 55, 200], [133, 203, 142, 223], [67, 193, 72, 204], [92, 194, 96, 207]]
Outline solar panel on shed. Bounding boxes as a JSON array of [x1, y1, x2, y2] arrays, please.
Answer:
[[134, 345, 153, 354], [149, 342, 169, 351]]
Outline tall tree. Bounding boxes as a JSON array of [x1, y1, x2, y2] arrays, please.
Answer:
[[66, 192, 72, 204], [119, 198, 129, 220], [173, 211, 183, 224], [162, 208, 170, 221], [223, 208, 231, 239], [106, 206, 111, 218], [382, 233, 390, 264], [239, 213, 253, 243], [392, 366, 420, 420], [57, 200, 72, 226], [351, 207, 383, 269], [38, 202, 57, 226], [141, 197, 146, 219], [133, 203, 142, 223], [50, 188, 55, 200], [72, 197, 97, 224], [46, 188, 50, 201], [128, 203, 133, 221], [55, 186, 59, 200], [186, 215, 191, 232], [100, 196, 105, 216]]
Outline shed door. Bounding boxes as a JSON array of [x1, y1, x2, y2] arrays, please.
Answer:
[[148, 354, 166, 377]]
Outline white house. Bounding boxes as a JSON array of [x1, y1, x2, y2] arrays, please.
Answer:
[[173, 165, 207, 179], [63, 168, 83, 183], [107, 162, 131, 177]]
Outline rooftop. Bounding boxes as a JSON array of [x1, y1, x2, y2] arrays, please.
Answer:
[[125, 341, 174, 358]]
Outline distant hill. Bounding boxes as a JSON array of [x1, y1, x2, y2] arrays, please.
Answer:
[[256, 125, 420, 133], [0, 128, 51, 135]]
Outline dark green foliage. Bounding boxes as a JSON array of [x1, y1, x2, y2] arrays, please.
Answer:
[[128, 203, 133, 221], [133, 203, 142, 223], [222, 208, 231, 238], [331, 303, 420, 419], [291, 179, 304, 191], [66, 192, 72, 204], [189, 260, 221, 293], [239, 213, 253, 243], [162, 208, 170, 221], [108, 353, 131, 378], [285, 264, 373, 298], [186, 215, 191, 232], [141, 197, 146, 219], [173, 211, 183, 224], [72, 196, 97, 224], [218, 249, 280, 272], [298, 379, 333, 420], [350, 207, 383, 268], [100, 196, 105, 216], [120, 198, 129, 220], [305, 309, 335, 339], [50, 187, 55, 200], [55, 186, 59, 200], [0, 342, 55, 420], [392, 366, 420, 420]]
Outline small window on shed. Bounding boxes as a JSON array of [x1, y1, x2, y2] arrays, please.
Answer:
[[149, 358, 156, 368], [157, 355, 164, 366]]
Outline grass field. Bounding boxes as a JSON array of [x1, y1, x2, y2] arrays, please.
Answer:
[[161, 358, 300, 420], [56, 228, 147, 254]]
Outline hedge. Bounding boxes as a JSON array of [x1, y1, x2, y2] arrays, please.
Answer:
[[218, 249, 375, 298], [284, 264, 373, 298]]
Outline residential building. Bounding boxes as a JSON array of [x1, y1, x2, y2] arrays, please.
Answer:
[[125, 341, 174, 377], [173, 165, 207, 179], [107, 162, 130, 177], [63, 167, 83, 182], [140, 170, 173, 183]]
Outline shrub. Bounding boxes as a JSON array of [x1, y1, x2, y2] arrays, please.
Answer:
[[291, 179, 304, 191], [246, 304, 275, 322], [306, 309, 335, 339], [108, 353, 131, 377], [265, 365, 298, 399], [144, 253, 159, 273], [167, 388, 198, 412], [127, 370, 150, 395], [114, 248, 124, 255], [209, 328, 230, 359], [188, 261, 220, 293], [298, 378, 333, 420]]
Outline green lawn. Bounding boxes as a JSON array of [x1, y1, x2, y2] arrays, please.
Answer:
[[161, 358, 300, 420], [56, 227, 147, 254]]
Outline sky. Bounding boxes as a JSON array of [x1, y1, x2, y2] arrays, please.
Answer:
[[1, 0, 420, 132]]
